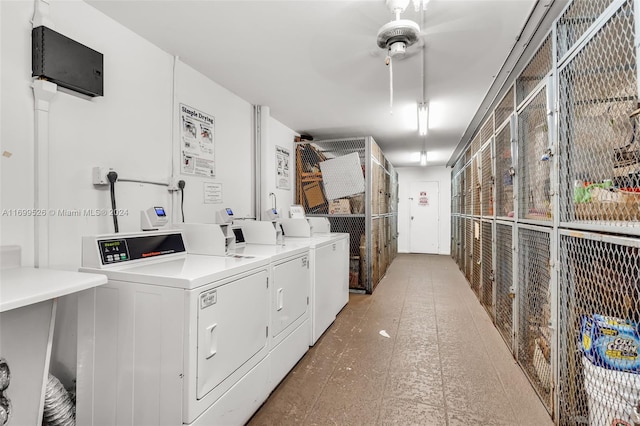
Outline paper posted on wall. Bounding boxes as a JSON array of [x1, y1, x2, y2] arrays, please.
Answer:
[[180, 103, 215, 177]]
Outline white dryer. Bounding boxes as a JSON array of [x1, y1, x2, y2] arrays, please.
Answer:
[[283, 233, 349, 346], [236, 240, 311, 388], [78, 230, 271, 426]]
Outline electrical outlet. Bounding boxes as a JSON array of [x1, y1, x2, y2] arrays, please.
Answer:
[[92, 166, 113, 185]]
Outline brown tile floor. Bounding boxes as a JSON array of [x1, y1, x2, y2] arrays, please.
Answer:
[[247, 254, 553, 426]]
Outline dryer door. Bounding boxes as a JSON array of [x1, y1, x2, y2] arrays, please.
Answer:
[[196, 269, 268, 399], [271, 254, 310, 340]]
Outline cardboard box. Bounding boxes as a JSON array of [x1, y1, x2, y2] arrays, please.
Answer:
[[329, 199, 351, 214], [303, 181, 326, 209]]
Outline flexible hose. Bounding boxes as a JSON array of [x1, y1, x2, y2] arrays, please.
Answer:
[[43, 374, 74, 426], [181, 188, 185, 222], [107, 171, 119, 233]]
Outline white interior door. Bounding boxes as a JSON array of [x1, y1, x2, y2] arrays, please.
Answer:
[[409, 181, 439, 254]]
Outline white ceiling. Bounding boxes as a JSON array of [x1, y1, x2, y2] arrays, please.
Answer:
[[86, 0, 538, 167]]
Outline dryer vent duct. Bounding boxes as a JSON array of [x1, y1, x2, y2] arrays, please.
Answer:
[[43, 374, 75, 426]]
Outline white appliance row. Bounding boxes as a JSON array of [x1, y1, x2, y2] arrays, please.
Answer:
[[77, 227, 348, 425]]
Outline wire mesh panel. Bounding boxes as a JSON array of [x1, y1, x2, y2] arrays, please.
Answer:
[[389, 168, 398, 214], [451, 173, 459, 215], [495, 124, 515, 219], [495, 223, 514, 350], [465, 217, 473, 282], [519, 89, 552, 222], [465, 145, 472, 165], [495, 86, 515, 128], [558, 0, 640, 229], [557, 0, 617, 61], [558, 231, 640, 426], [517, 227, 553, 412], [472, 156, 481, 216], [481, 221, 494, 318], [481, 141, 494, 217], [390, 213, 398, 262], [459, 217, 466, 273], [295, 138, 366, 214], [481, 115, 495, 144], [517, 34, 553, 106], [471, 133, 482, 157], [464, 166, 472, 216], [472, 220, 481, 295], [328, 216, 368, 291]]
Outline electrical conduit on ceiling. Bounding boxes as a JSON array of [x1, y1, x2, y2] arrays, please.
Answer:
[[32, 0, 57, 268]]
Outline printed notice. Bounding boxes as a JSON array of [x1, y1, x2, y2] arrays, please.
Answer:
[[275, 145, 291, 190], [180, 103, 215, 177], [204, 182, 223, 204]]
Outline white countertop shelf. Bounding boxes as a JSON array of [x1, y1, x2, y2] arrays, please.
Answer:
[[1, 267, 107, 312]]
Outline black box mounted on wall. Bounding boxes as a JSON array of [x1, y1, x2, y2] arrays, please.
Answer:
[[32, 26, 103, 97]]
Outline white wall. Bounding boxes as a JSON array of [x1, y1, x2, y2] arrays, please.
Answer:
[[173, 61, 254, 223], [260, 111, 297, 219], [0, 0, 296, 269], [397, 166, 452, 255]]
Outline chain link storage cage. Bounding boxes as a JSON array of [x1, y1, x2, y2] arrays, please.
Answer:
[[496, 122, 515, 219], [457, 216, 466, 273], [390, 213, 398, 262], [557, 231, 640, 426], [473, 155, 482, 216], [295, 138, 367, 215], [518, 88, 553, 223], [517, 226, 553, 413], [465, 217, 473, 283], [556, 0, 618, 61], [481, 140, 494, 217], [481, 220, 495, 319], [295, 136, 396, 294], [495, 86, 515, 130], [516, 34, 553, 107], [371, 217, 380, 288], [327, 215, 368, 291], [481, 115, 495, 146], [496, 222, 514, 350], [558, 0, 640, 231], [464, 165, 472, 216], [472, 220, 482, 296]]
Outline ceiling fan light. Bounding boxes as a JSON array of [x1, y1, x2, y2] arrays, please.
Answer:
[[388, 41, 407, 57], [418, 102, 428, 136]]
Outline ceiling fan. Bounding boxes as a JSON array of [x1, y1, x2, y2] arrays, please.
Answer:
[[376, 0, 425, 113]]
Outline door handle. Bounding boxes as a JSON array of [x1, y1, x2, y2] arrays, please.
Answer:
[[206, 323, 218, 359], [277, 288, 284, 311]]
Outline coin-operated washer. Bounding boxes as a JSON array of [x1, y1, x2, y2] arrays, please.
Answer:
[[233, 220, 311, 388], [77, 230, 271, 426], [280, 210, 349, 346]]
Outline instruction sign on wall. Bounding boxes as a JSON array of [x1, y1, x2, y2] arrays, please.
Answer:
[[203, 182, 223, 204], [180, 103, 215, 177], [275, 145, 291, 190]]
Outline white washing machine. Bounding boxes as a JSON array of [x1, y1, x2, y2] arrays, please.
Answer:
[[235, 240, 311, 388], [78, 230, 271, 426], [283, 233, 349, 346]]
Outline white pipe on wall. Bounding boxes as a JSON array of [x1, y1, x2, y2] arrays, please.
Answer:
[[32, 79, 57, 268]]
